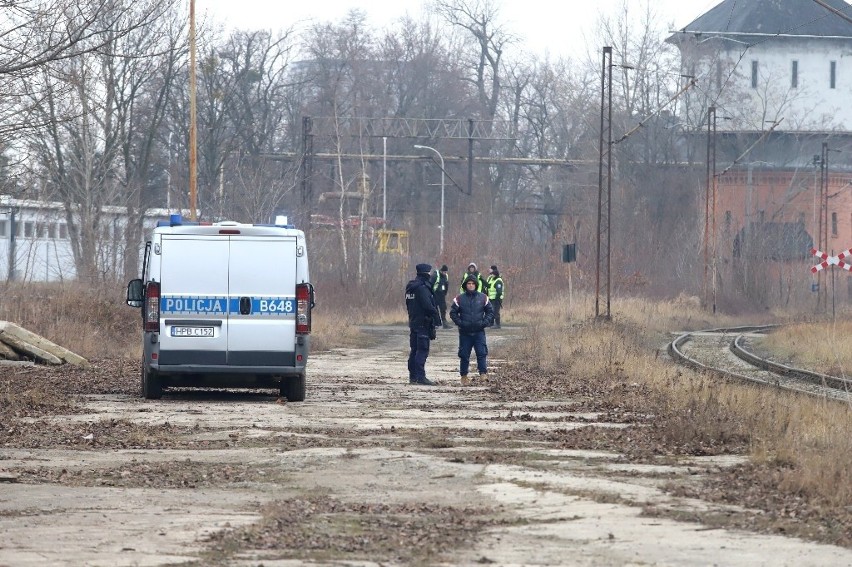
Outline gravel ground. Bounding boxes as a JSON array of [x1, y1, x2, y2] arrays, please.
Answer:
[[1, 326, 851, 565]]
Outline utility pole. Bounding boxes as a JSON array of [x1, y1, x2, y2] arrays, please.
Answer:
[[819, 142, 841, 311], [710, 108, 718, 314], [595, 46, 613, 320], [704, 106, 716, 310], [188, 0, 198, 221]]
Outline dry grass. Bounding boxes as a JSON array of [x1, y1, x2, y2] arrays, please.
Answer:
[[0, 282, 380, 356], [761, 321, 852, 376], [506, 290, 755, 334], [501, 299, 852, 538], [0, 281, 139, 359]]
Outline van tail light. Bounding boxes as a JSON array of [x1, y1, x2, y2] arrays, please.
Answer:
[[296, 283, 312, 335], [144, 282, 160, 332]]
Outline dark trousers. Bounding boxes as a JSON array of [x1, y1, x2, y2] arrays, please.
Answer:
[[492, 298, 502, 326], [458, 331, 488, 376], [408, 328, 431, 381], [435, 295, 448, 326]]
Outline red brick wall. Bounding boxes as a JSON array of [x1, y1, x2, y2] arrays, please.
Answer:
[[715, 169, 852, 256]]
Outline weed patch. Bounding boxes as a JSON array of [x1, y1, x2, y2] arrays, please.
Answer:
[[203, 496, 502, 565]]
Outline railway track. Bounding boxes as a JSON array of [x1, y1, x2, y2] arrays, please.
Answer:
[[668, 325, 852, 401]]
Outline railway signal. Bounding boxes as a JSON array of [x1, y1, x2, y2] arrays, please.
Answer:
[[810, 248, 852, 273]]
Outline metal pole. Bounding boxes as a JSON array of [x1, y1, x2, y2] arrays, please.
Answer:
[[382, 136, 387, 224], [413, 144, 445, 255], [820, 142, 827, 310], [468, 119, 474, 195], [832, 248, 836, 321], [605, 48, 613, 320], [704, 106, 714, 308], [8, 207, 16, 281], [188, 0, 198, 220], [167, 131, 172, 210], [711, 109, 717, 314], [595, 47, 611, 319]]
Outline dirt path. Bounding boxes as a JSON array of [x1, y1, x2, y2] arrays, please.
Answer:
[[1, 325, 851, 565]]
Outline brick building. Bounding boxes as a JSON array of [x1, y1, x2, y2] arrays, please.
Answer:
[[667, 0, 852, 303]]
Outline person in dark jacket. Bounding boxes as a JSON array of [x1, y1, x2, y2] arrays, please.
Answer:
[[450, 274, 495, 385], [432, 264, 451, 329], [405, 263, 441, 386]]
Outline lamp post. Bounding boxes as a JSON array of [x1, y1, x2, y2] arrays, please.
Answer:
[[413, 144, 445, 255]]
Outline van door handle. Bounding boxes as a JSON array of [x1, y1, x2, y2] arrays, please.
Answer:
[[239, 297, 252, 315]]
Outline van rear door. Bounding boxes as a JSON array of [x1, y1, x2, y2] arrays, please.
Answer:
[[158, 235, 230, 365], [227, 236, 298, 366]]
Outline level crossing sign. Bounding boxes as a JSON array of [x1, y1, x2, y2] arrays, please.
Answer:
[[810, 248, 852, 273]]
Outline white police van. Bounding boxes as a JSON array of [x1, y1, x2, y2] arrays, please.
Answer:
[[126, 215, 314, 401]]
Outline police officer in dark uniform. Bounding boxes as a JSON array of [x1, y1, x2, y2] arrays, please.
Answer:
[[405, 263, 441, 386]]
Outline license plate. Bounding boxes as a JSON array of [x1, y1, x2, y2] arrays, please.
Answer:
[[171, 326, 214, 337]]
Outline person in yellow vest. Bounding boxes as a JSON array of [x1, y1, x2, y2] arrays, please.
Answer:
[[432, 265, 451, 328], [459, 262, 485, 294], [484, 265, 505, 329]]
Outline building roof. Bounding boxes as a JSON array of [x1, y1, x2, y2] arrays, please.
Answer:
[[672, 0, 852, 40]]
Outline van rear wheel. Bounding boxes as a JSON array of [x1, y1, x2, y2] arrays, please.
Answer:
[[280, 373, 306, 402], [141, 365, 162, 399]]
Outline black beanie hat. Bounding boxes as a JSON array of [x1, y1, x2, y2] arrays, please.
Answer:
[[440, 264, 448, 272], [415, 263, 432, 274]]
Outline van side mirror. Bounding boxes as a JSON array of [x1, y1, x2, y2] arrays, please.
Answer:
[[126, 279, 144, 307]]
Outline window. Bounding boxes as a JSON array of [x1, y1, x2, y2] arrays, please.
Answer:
[[0, 219, 6, 237], [798, 212, 806, 225], [724, 211, 732, 233], [59, 223, 68, 239], [791, 60, 798, 88], [832, 212, 838, 236], [24, 221, 34, 237], [751, 60, 759, 88], [14, 221, 22, 237], [758, 210, 765, 223], [48, 223, 56, 239], [36, 222, 46, 238], [830, 61, 836, 89]]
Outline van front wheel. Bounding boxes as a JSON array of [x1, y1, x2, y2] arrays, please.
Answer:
[[280, 373, 306, 402], [141, 365, 162, 400]]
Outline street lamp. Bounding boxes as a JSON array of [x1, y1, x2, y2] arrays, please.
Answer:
[[413, 144, 445, 255]]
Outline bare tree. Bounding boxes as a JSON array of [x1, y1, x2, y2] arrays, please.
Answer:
[[19, 0, 180, 281], [433, 0, 514, 121], [0, 0, 173, 145]]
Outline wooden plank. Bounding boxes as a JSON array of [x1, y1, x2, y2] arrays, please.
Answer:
[[0, 321, 87, 366]]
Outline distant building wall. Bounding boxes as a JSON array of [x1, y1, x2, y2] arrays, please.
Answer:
[[716, 168, 852, 257], [0, 197, 175, 282]]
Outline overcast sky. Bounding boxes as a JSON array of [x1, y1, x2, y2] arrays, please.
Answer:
[[198, 0, 724, 60]]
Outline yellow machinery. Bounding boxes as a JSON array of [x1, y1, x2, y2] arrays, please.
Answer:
[[376, 229, 409, 254]]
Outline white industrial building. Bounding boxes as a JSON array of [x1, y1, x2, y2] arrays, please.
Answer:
[[0, 195, 174, 282]]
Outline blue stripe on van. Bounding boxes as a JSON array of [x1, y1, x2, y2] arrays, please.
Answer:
[[160, 296, 296, 315], [161, 296, 228, 314], [228, 297, 296, 315]]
